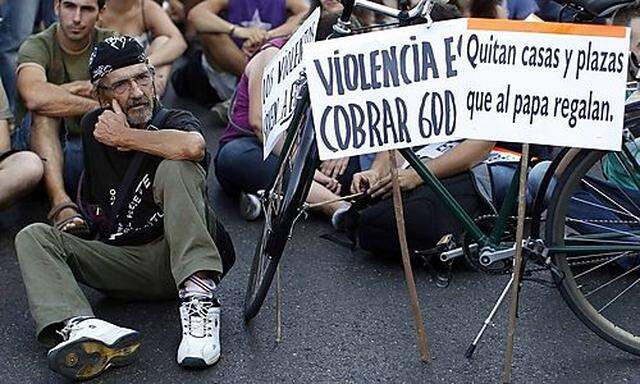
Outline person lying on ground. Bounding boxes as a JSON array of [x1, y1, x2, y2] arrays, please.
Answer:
[[14, 0, 116, 236], [214, 11, 358, 225], [14, 36, 234, 381], [98, 0, 187, 96], [186, 0, 308, 103], [0, 77, 43, 210]]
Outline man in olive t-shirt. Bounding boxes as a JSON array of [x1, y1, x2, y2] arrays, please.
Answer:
[[15, 0, 113, 234]]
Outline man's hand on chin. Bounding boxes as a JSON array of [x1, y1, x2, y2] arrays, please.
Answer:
[[94, 99, 131, 149]]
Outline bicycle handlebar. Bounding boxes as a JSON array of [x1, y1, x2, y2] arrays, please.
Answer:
[[339, 0, 433, 24]]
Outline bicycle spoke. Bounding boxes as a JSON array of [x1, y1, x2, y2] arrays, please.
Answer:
[[583, 263, 640, 298], [565, 218, 640, 242], [598, 276, 640, 314], [570, 196, 639, 219], [573, 252, 634, 279], [565, 236, 640, 246], [612, 176, 640, 214], [567, 251, 627, 262], [582, 179, 640, 222]]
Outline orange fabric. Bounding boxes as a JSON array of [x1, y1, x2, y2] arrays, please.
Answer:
[[467, 18, 627, 38]]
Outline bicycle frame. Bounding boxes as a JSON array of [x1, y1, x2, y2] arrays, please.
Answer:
[[404, 145, 640, 257], [285, 0, 640, 260]]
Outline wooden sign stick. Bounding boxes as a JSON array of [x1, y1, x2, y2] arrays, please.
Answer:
[[275, 264, 283, 343], [500, 143, 530, 384], [388, 150, 431, 362]]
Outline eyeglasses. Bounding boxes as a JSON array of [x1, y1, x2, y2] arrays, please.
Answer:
[[100, 71, 154, 95]]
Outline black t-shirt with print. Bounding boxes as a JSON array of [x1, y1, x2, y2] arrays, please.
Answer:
[[80, 104, 209, 246]]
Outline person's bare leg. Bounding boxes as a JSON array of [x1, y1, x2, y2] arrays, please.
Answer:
[[30, 113, 83, 229], [307, 181, 344, 217], [0, 151, 43, 210], [0, 119, 10, 152], [200, 33, 247, 77]]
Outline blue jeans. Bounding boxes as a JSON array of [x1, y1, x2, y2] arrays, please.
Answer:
[[490, 161, 550, 208], [0, 0, 56, 108], [215, 136, 280, 195], [64, 136, 83, 198], [215, 136, 361, 196], [13, 113, 83, 196]]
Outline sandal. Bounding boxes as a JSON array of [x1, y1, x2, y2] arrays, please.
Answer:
[[48, 202, 90, 236]]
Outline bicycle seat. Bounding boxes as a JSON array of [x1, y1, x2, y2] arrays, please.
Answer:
[[572, 0, 637, 17]]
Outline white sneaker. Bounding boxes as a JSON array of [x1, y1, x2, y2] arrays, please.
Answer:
[[177, 294, 221, 367], [240, 191, 262, 221], [47, 317, 140, 381]]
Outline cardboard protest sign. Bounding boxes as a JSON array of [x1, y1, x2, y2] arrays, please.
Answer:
[[460, 19, 629, 151], [262, 8, 320, 159], [304, 19, 630, 161], [304, 19, 468, 161]]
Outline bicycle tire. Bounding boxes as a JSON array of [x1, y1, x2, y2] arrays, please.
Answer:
[[546, 113, 640, 355], [244, 107, 319, 321]]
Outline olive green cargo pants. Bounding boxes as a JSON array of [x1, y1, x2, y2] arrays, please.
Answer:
[[14, 160, 223, 344]]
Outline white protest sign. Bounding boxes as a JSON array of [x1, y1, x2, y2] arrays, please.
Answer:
[[262, 8, 320, 159], [304, 18, 630, 161], [460, 19, 629, 150], [304, 19, 468, 161]]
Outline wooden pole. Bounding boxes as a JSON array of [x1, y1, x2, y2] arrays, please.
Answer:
[[500, 144, 530, 383], [276, 264, 283, 343], [388, 150, 431, 362]]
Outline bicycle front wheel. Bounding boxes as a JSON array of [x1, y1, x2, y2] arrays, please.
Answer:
[[546, 115, 640, 355], [244, 108, 319, 321]]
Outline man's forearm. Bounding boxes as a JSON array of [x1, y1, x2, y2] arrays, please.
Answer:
[[188, 4, 233, 34], [268, 14, 306, 38], [120, 129, 205, 161], [369, 151, 391, 173], [148, 37, 187, 67], [422, 140, 496, 179], [23, 82, 99, 117], [0, 120, 10, 152]]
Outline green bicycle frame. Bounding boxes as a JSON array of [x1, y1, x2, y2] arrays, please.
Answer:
[[399, 148, 640, 257], [399, 149, 496, 249]]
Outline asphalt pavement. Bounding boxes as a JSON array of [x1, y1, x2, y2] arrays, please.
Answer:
[[1, 93, 639, 383]]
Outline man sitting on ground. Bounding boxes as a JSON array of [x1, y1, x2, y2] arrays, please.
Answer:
[[14, 36, 233, 381], [0, 77, 43, 210], [14, 0, 115, 235]]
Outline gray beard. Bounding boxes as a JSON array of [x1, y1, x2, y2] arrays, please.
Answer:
[[126, 104, 154, 127]]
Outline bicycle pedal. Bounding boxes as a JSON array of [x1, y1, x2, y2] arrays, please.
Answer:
[[437, 234, 454, 248]]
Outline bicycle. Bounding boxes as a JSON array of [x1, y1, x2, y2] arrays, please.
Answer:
[[244, 0, 640, 357]]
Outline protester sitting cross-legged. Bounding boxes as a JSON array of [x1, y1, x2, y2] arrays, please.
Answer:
[[14, 0, 116, 236], [0, 77, 44, 210], [14, 36, 234, 381], [181, 0, 308, 111], [98, 0, 188, 96], [214, 11, 359, 225]]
